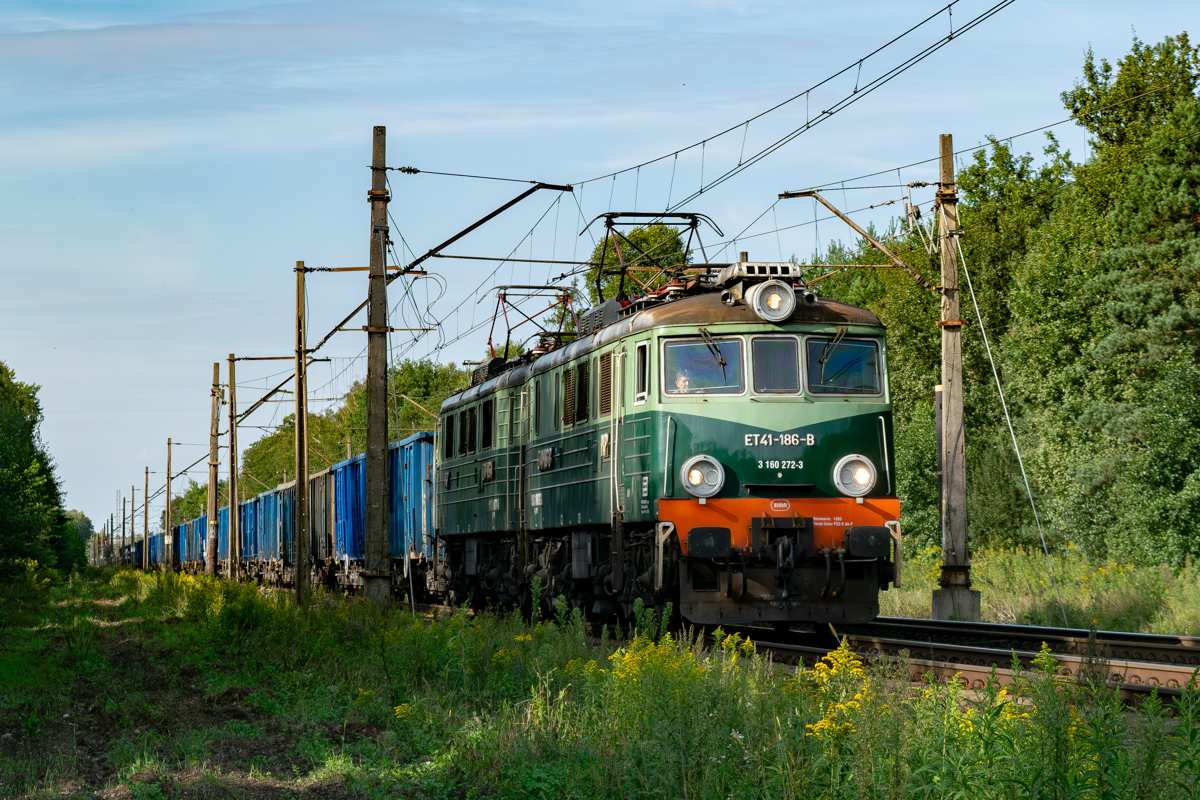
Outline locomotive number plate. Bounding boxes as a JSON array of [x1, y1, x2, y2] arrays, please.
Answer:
[[744, 432, 815, 447], [757, 460, 802, 469]]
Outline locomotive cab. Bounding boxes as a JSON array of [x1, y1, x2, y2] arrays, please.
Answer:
[[652, 304, 900, 625]]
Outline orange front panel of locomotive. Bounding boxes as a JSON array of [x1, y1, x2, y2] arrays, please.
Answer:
[[659, 497, 901, 555]]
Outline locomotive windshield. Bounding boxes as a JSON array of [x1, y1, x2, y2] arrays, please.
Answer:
[[805, 336, 881, 394], [752, 337, 800, 394], [663, 338, 744, 395]]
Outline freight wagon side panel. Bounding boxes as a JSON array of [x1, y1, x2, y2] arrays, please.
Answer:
[[251, 498, 261, 561], [262, 492, 280, 561], [333, 455, 366, 561], [280, 483, 295, 565], [401, 433, 435, 560], [311, 470, 331, 560], [238, 502, 249, 561], [174, 522, 189, 564], [388, 443, 402, 558], [193, 516, 208, 568], [218, 506, 229, 561], [197, 516, 208, 567]]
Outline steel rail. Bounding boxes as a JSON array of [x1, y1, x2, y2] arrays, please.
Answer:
[[752, 638, 1196, 707], [844, 635, 1197, 690], [847, 617, 1200, 668]]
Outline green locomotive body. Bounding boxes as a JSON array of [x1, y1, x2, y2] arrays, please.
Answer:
[[435, 264, 901, 625]]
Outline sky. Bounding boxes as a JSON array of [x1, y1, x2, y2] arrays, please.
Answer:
[[0, 0, 1193, 530]]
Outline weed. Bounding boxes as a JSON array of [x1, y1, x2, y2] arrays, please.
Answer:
[[6, 566, 1200, 798], [883, 544, 1200, 633]]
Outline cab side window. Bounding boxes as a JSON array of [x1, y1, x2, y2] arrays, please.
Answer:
[[634, 342, 649, 404]]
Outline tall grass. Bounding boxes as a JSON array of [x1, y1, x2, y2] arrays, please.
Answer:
[[882, 544, 1200, 633], [91, 569, 1200, 799]]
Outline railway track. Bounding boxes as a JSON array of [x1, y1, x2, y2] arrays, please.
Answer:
[[329, 593, 1200, 704], [851, 616, 1200, 668], [731, 617, 1200, 706]]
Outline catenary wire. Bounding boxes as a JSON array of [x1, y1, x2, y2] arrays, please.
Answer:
[[573, 1, 975, 187]]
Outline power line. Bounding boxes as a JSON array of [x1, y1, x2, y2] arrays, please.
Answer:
[[385, 166, 542, 184], [574, 1, 979, 187], [700, 76, 1197, 259], [792, 75, 1195, 194], [663, 0, 1016, 211]]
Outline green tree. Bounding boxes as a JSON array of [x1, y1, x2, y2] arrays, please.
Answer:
[[1062, 33, 1200, 149], [64, 509, 93, 544], [337, 358, 467, 456], [1062, 98, 1200, 564], [56, 510, 92, 573], [164, 478, 229, 524], [585, 223, 691, 305], [0, 361, 67, 575], [237, 358, 467, 500], [998, 36, 1200, 563]]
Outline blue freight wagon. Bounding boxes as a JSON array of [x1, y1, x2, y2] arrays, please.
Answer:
[[333, 453, 366, 563], [218, 506, 229, 561], [391, 433, 436, 561], [139, 431, 437, 595]]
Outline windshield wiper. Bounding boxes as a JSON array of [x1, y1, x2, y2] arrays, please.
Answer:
[[817, 326, 848, 384], [698, 327, 727, 384]]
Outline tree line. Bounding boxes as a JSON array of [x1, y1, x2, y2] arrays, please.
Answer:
[[165, 358, 468, 522], [0, 361, 89, 577], [811, 33, 1200, 565]]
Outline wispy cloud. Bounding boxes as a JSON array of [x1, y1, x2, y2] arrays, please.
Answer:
[[0, 0, 848, 165]]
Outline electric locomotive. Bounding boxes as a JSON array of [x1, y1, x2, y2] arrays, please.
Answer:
[[434, 257, 901, 626]]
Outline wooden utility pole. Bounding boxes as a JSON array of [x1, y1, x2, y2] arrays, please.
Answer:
[[108, 514, 113, 565], [206, 363, 221, 575], [228, 353, 239, 580], [166, 438, 173, 570], [363, 125, 391, 602], [121, 497, 127, 565], [130, 487, 136, 564], [295, 262, 311, 605], [931, 133, 980, 622], [144, 467, 149, 571]]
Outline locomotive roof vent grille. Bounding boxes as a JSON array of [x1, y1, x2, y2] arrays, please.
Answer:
[[714, 261, 803, 288]]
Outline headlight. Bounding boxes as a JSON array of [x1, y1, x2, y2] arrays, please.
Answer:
[[833, 454, 876, 497], [746, 279, 796, 323], [680, 455, 725, 498]]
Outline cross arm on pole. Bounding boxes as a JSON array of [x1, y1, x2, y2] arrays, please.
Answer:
[[398, 183, 574, 279], [308, 183, 574, 356], [779, 189, 933, 290]]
